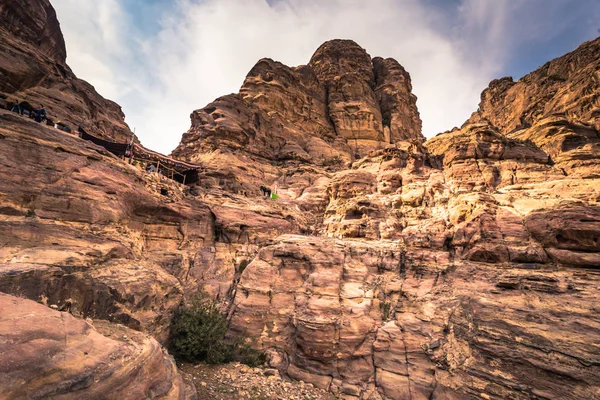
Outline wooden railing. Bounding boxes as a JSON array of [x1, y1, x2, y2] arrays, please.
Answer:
[[2, 100, 201, 185], [78, 127, 200, 185]]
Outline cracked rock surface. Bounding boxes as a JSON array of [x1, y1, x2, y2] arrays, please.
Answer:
[[0, 1, 599, 399], [0, 293, 191, 399]]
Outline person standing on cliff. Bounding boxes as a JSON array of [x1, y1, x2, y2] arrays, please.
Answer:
[[35, 105, 46, 123], [260, 185, 272, 197]]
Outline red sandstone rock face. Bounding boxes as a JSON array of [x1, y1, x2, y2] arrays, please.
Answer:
[[172, 39, 424, 178], [1, 1, 600, 399], [0, 0, 133, 142], [0, 112, 216, 343], [373, 57, 424, 143], [468, 38, 600, 177], [0, 0, 65, 62], [309, 40, 386, 150], [0, 293, 192, 399], [219, 39, 600, 399]]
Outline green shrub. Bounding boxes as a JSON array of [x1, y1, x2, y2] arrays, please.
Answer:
[[233, 341, 266, 368], [170, 292, 265, 367]]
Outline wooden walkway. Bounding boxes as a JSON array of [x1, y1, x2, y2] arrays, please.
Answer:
[[78, 127, 200, 185], [1, 99, 200, 185]]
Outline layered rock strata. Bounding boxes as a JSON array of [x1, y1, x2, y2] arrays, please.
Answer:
[[207, 38, 599, 399], [467, 37, 600, 177], [0, 0, 599, 399], [0, 293, 191, 399], [0, 0, 133, 141]]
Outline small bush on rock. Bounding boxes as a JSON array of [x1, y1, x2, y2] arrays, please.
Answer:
[[170, 292, 265, 367]]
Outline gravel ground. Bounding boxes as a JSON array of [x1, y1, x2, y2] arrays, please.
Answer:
[[180, 362, 340, 400]]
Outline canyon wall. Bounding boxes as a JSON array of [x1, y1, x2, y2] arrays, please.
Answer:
[[0, 0, 133, 142], [175, 37, 600, 399], [0, 0, 599, 399]]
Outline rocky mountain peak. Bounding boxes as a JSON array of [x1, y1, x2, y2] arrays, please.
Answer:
[[1, 2, 600, 399], [174, 39, 424, 173], [308, 39, 375, 85]]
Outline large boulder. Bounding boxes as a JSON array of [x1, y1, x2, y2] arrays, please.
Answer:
[[0, 293, 193, 399]]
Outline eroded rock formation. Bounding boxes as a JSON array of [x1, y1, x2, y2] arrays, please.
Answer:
[[467, 37, 600, 177], [172, 39, 424, 176], [0, 293, 191, 399], [0, 0, 599, 399], [0, 0, 133, 141], [179, 38, 600, 399]]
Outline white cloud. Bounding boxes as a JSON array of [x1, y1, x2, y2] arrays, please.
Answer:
[[53, 0, 133, 99], [51, 0, 598, 154]]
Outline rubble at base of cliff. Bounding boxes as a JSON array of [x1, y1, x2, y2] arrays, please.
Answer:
[[180, 362, 340, 400], [0, 1, 599, 399]]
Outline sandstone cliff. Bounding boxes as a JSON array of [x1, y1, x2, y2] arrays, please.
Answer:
[[174, 37, 600, 400], [0, 0, 133, 142], [172, 39, 424, 176], [0, 0, 599, 399], [466, 37, 600, 177]]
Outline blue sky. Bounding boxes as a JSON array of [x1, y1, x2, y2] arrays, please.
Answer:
[[52, 0, 600, 154]]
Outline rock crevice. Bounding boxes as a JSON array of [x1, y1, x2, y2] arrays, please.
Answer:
[[1, 2, 600, 399]]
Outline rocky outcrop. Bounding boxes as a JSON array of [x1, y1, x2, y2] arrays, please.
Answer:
[[0, 293, 192, 399], [0, 1, 599, 399], [467, 38, 600, 177], [172, 39, 424, 183], [0, 110, 223, 342], [219, 39, 600, 399], [0, 0, 66, 62], [373, 57, 423, 143], [426, 122, 561, 193], [309, 40, 386, 154], [0, 0, 133, 142], [226, 132, 600, 399], [229, 233, 600, 400]]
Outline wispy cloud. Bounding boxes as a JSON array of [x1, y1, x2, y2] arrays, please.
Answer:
[[52, 0, 599, 154]]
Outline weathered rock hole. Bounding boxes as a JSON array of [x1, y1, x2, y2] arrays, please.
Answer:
[[254, 113, 261, 130], [238, 259, 249, 274], [469, 250, 501, 263], [345, 209, 363, 220]]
